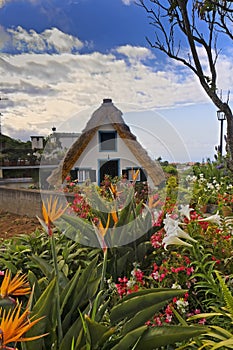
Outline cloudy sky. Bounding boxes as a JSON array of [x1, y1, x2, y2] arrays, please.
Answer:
[[0, 0, 232, 162]]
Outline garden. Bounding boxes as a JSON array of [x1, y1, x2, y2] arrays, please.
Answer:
[[0, 158, 233, 350]]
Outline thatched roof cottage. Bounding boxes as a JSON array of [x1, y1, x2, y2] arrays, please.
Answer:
[[47, 99, 164, 187]]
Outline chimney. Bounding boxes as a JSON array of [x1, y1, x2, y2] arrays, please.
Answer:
[[103, 98, 112, 104]]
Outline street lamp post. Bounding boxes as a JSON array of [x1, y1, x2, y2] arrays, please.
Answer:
[[217, 110, 226, 157]]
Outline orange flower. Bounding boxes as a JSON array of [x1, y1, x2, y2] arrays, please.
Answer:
[[111, 211, 118, 224], [131, 169, 140, 182], [38, 196, 68, 236], [0, 302, 46, 349], [0, 270, 30, 299], [42, 196, 67, 225], [98, 213, 111, 238]]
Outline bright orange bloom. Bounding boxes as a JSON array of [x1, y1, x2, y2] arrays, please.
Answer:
[[0, 302, 46, 349], [42, 196, 67, 225], [111, 211, 118, 224], [98, 213, 111, 238], [0, 270, 30, 299], [40, 196, 68, 236], [132, 169, 140, 182]]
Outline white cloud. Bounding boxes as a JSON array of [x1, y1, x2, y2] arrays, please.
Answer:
[[116, 45, 154, 60], [7, 26, 84, 53], [0, 0, 8, 8], [121, 0, 134, 5], [0, 43, 232, 162]]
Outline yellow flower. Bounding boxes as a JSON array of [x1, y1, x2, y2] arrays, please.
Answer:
[[0, 270, 30, 299], [0, 302, 46, 349], [38, 196, 68, 236]]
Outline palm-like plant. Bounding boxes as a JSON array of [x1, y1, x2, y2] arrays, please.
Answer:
[[187, 271, 233, 349]]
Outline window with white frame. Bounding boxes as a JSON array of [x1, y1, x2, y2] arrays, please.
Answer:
[[77, 169, 90, 182]]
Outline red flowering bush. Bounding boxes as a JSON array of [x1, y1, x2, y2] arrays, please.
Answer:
[[115, 264, 145, 298]]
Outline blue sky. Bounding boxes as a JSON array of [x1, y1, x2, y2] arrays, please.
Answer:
[[0, 0, 231, 162]]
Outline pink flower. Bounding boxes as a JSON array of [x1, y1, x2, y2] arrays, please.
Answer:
[[198, 318, 206, 325]]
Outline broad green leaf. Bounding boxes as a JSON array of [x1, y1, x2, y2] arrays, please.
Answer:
[[135, 325, 208, 349], [122, 300, 173, 335], [30, 254, 69, 289], [27, 270, 42, 302], [30, 254, 53, 278], [110, 289, 187, 324], [61, 257, 100, 333], [23, 278, 57, 350], [60, 265, 81, 313], [59, 314, 83, 350], [85, 315, 115, 349], [111, 325, 147, 350]]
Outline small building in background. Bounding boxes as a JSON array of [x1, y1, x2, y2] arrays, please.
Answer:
[[49, 129, 81, 150], [30, 136, 44, 150]]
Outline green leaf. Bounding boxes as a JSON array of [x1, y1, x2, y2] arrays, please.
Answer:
[[30, 254, 69, 289], [59, 314, 83, 350], [85, 315, 115, 349], [60, 214, 99, 246], [210, 337, 233, 349], [0, 259, 17, 273], [215, 270, 233, 318], [27, 270, 42, 302], [30, 254, 53, 278], [111, 325, 147, 350], [134, 325, 209, 349], [110, 289, 187, 324], [61, 257, 100, 333], [60, 265, 81, 313], [122, 300, 172, 335], [23, 278, 57, 350]]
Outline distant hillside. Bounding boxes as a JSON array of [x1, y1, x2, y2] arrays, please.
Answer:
[[0, 134, 32, 162]]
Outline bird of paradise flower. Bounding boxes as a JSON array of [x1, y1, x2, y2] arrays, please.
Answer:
[[0, 270, 30, 300], [37, 195, 68, 345], [0, 302, 46, 350], [92, 211, 118, 289], [37, 196, 68, 236]]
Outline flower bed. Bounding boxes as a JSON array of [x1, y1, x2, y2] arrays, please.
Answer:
[[0, 161, 233, 349]]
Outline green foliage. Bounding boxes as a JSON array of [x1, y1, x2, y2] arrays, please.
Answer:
[[0, 230, 98, 279], [75, 289, 207, 350], [186, 272, 233, 349]]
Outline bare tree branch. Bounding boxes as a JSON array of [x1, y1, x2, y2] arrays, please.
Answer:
[[138, 0, 233, 169]]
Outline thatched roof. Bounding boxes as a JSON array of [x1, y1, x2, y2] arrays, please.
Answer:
[[47, 99, 164, 186]]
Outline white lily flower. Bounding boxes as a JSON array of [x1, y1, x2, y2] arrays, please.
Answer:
[[198, 211, 222, 226], [179, 204, 194, 221], [162, 214, 197, 249], [162, 235, 193, 250], [176, 227, 197, 243], [163, 215, 180, 232]]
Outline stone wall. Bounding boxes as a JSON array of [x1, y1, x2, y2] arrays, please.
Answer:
[[0, 186, 74, 217]]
